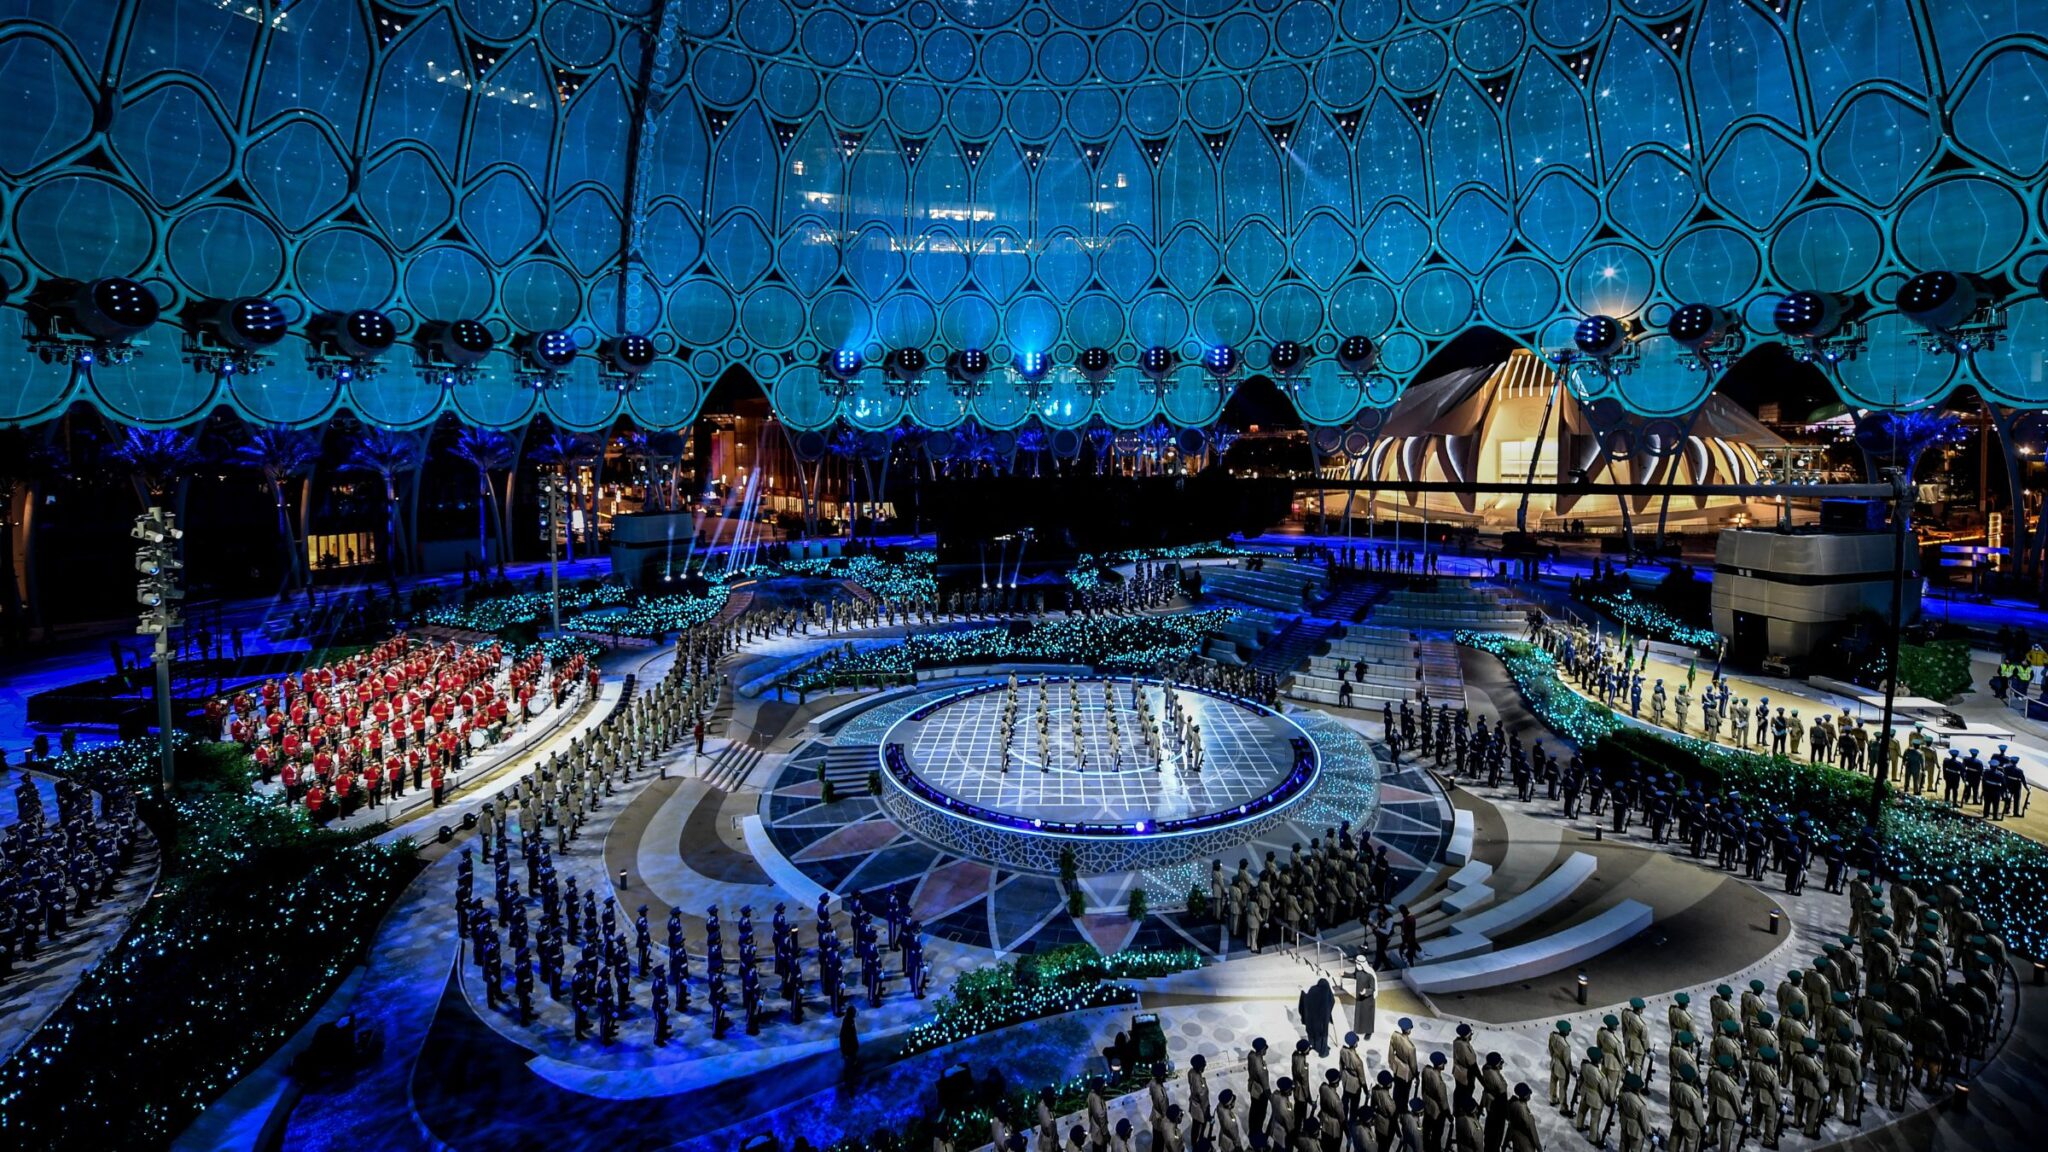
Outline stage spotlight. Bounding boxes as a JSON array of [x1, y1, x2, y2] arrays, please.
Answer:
[[1772, 291, 1846, 339], [1573, 314, 1627, 358], [1014, 348, 1049, 383], [1336, 334, 1376, 374], [885, 346, 929, 381], [1201, 345, 1240, 379], [1078, 346, 1115, 381], [1668, 304, 1733, 351], [1896, 270, 1980, 333], [1269, 340, 1305, 375], [215, 296, 289, 352], [523, 328, 578, 372], [73, 277, 160, 341], [433, 319, 495, 366], [1139, 346, 1176, 381], [822, 347, 864, 380], [947, 348, 990, 384], [604, 333, 658, 376]]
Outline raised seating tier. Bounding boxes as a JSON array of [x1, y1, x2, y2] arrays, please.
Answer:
[[1407, 851, 1600, 962], [1401, 900, 1655, 995]]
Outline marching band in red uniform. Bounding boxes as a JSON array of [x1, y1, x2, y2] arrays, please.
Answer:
[[210, 636, 590, 821]]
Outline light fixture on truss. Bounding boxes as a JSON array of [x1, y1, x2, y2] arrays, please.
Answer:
[[1200, 344, 1241, 391], [1772, 290, 1865, 366], [1139, 345, 1177, 399], [1897, 270, 2004, 358], [309, 308, 398, 384], [1010, 349, 1050, 402], [26, 277, 160, 368], [1076, 346, 1116, 400], [1269, 340, 1309, 397], [945, 348, 991, 400], [1667, 303, 1745, 375], [600, 333, 657, 393], [418, 319, 495, 390], [820, 347, 863, 402], [186, 295, 289, 377], [517, 328, 578, 391], [1550, 314, 1640, 395]]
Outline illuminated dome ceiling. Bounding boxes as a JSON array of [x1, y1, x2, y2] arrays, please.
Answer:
[[1, 0, 2045, 434]]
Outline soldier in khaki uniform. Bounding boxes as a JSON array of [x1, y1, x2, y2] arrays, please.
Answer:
[[1341, 1032, 1367, 1119], [1826, 1025, 1863, 1126], [1574, 1044, 1608, 1138], [1706, 1053, 1742, 1152], [1421, 1052, 1451, 1152], [1616, 1073, 1649, 1152], [1452, 1024, 1480, 1098], [1547, 1021, 1574, 1111], [1668, 1065, 1706, 1152], [1874, 1013, 1911, 1110], [1622, 998, 1651, 1081], [1741, 979, 1767, 1027], [1790, 1037, 1827, 1137], [1669, 1030, 1699, 1089], [1709, 985, 1738, 1034], [1371, 1071, 1399, 1152], [1389, 1018, 1419, 1113], [1504, 1083, 1542, 1152], [1668, 992, 1696, 1044], [1749, 1046, 1784, 1149], [1454, 1095, 1483, 1152]]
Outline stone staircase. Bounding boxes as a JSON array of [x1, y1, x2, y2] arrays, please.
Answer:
[[1197, 556, 1328, 614], [1248, 616, 1337, 679]]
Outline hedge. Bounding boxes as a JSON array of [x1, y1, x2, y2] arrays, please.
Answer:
[[0, 737, 420, 1150], [1461, 631, 2048, 960]]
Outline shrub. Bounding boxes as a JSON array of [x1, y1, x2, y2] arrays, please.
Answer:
[[1066, 887, 1085, 917], [1127, 887, 1148, 921], [0, 736, 420, 1149], [1898, 640, 1972, 702]]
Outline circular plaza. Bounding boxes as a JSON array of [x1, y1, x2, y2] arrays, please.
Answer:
[[877, 676, 1322, 872]]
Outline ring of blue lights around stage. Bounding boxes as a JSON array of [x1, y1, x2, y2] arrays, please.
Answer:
[[878, 676, 1322, 874]]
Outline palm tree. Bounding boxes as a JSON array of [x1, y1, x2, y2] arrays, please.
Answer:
[[109, 427, 202, 509], [235, 425, 322, 589], [449, 427, 517, 566], [342, 425, 428, 576]]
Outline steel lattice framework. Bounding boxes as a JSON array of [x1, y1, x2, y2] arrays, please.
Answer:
[[1, 0, 2044, 433]]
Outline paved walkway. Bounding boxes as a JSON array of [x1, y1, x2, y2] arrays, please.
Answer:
[[153, 604, 2048, 1150]]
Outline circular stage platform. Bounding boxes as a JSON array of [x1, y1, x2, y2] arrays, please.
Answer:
[[878, 676, 1318, 873]]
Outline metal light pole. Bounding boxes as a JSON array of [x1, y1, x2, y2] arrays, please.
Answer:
[[133, 508, 184, 792], [1873, 466, 1916, 833], [542, 473, 565, 634]]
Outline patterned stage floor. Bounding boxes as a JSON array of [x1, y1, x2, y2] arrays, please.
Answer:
[[888, 677, 1304, 827]]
